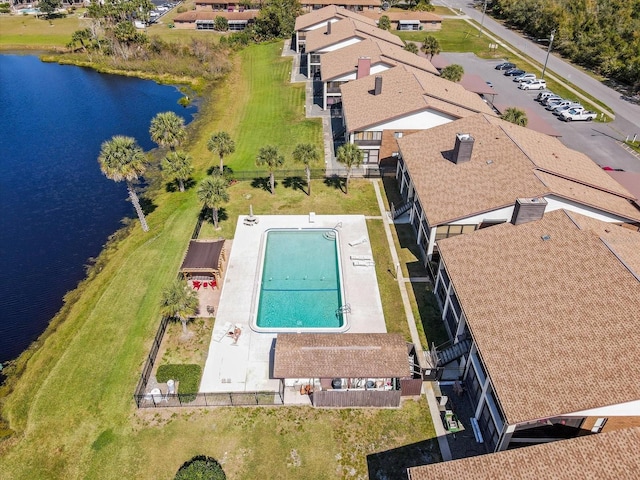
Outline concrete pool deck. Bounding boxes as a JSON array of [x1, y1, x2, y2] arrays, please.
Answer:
[[199, 214, 386, 393]]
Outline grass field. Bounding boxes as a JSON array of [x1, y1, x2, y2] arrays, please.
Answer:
[[0, 41, 439, 479], [0, 12, 84, 48]]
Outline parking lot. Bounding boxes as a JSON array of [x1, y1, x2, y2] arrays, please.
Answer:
[[440, 52, 640, 172]]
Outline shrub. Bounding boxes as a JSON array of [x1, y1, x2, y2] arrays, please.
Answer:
[[175, 455, 226, 480], [177, 5, 187, 13], [156, 364, 201, 403]]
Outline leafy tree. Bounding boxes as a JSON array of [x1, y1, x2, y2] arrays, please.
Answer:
[[38, 0, 61, 18], [69, 28, 92, 52], [251, 0, 301, 40], [378, 15, 391, 31], [175, 455, 226, 480], [98, 135, 149, 232], [421, 35, 441, 59], [404, 41, 419, 54], [160, 280, 199, 335], [207, 131, 236, 174], [292, 143, 320, 196], [256, 145, 284, 195], [214, 15, 228, 31], [335, 143, 363, 195], [197, 175, 229, 229], [414, 0, 435, 11], [149, 112, 186, 151], [440, 64, 464, 82], [501, 107, 528, 127], [162, 151, 194, 192]]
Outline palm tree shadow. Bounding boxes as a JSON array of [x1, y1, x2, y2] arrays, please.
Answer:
[[139, 197, 158, 216], [251, 177, 274, 192], [200, 207, 229, 224], [324, 175, 345, 193], [283, 176, 307, 193], [165, 178, 196, 192]]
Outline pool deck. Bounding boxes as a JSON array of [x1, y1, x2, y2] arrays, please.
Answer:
[[199, 214, 386, 393]]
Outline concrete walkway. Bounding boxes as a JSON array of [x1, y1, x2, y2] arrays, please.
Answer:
[[371, 179, 452, 461]]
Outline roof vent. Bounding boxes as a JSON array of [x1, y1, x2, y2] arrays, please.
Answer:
[[541, 234, 551, 241], [511, 197, 547, 225], [374, 75, 383, 95], [452, 133, 474, 164], [326, 21, 332, 35], [486, 159, 493, 165]]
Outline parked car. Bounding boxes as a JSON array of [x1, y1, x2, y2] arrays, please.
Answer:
[[560, 109, 598, 121], [552, 103, 582, 115], [541, 95, 562, 106], [504, 68, 525, 77], [513, 73, 536, 83], [495, 62, 516, 70], [546, 99, 575, 111], [520, 80, 547, 90], [536, 91, 555, 101]]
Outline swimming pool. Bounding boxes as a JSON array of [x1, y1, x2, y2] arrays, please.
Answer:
[[252, 229, 348, 332]]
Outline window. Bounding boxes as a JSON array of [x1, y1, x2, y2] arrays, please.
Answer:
[[394, 132, 403, 138], [445, 307, 457, 339], [479, 402, 499, 451], [439, 266, 450, 287], [435, 224, 476, 240], [466, 362, 482, 405], [353, 131, 382, 141], [450, 292, 462, 318], [436, 278, 447, 306], [362, 149, 379, 164]]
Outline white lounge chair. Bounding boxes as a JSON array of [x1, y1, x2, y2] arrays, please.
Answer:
[[350, 255, 373, 261], [212, 321, 233, 342], [353, 260, 375, 267], [349, 236, 368, 247]]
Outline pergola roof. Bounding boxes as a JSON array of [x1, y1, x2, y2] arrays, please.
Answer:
[[273, 333, 410, 378], [180, 240, 225, 274]]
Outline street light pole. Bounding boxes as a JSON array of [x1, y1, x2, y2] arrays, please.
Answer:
[[541, 29, 556, 80], [479, 0, 488, 37]]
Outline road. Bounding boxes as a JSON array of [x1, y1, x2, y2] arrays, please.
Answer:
[[435, 0, 640, 135]]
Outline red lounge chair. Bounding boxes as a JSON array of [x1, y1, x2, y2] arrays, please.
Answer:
[[211, 279, 217, 289], [193, 281, 201, 290], [203, 282, 209, 288]]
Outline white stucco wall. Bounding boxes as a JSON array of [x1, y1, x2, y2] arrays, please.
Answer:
[[304, 18, 340, 32], [363, 109, 455, 132], [321, 37, 362, 53], [544, 195, 634, 223], [568, 399, 640, 416]]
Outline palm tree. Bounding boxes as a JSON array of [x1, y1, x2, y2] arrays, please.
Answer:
[[160, 280, 199, 335], [292, 143, 320, 196], [421, 35, 441, 59], [98, 135, 149, 232], [149, 112, 186, 151], [256, 145, 284, 195], [207, 131, 236, 174], [335, 143, 363, 195], [404, 42, 419, 54], [197, 175, 229, 229], [440, 64, 464, 82], [161, 150, 194, 192], [501, 107, 529, 127]]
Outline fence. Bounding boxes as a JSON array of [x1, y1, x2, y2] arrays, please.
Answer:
[[134, 315, 170, 407], [135, 385, 285, 408], [226, 167, 385, 182]]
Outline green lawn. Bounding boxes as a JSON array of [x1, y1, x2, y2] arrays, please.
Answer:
[[0, 12, 85, 48], [0, 41, 439, 479]]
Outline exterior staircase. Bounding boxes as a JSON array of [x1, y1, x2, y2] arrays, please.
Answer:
[[430, 337, 472, 368], [392, 200, 413, 219]]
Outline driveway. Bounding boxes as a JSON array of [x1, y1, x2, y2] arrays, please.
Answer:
[[440, 52, 640, 172]]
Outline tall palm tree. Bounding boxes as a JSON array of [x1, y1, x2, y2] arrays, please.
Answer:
[[421, 35, 441, 59], [159, 280, 199, 335], [440, 64, 464, 82], [501, 107, 528, 127], [256, 145, 284, 195], [98, 135, 149, 232], [292, 143, 320, 196], [149, 112, 186, 151], [335, 143, 363, 195], [197, 175, 229, 229], [161, 150, 194, 192], [207, 131, 236, 174]]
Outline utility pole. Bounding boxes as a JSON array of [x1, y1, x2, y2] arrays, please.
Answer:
[[541, 29, 556, 80], [479, 0, 488, 37]]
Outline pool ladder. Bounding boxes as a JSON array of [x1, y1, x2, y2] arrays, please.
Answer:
[[323, 222, 343, 240], [335, 304, 351, 317]]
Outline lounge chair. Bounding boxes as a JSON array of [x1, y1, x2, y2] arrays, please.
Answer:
[[350, 255, 373, 261], [212, 321, 233, 342], [353, 260, 375, 267], [349, 236, 368, 247]]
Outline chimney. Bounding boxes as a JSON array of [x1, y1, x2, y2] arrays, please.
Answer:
[[511, 197, 547, 225], [452, 133, 474, 164], [357, 57, 371, 79], [374, 75, 383, 95], [326, 21, 332, 35]]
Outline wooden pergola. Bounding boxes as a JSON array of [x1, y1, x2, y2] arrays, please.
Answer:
[[180, 239, 226, 281]]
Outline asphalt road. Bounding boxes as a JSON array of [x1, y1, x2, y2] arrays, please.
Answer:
[[434, 0, 640, 172]]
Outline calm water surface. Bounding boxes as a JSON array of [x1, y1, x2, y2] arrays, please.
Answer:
[[0, 54, 196, 364]]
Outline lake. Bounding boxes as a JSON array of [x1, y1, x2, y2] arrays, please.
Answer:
[[0, 54, 197, 364]]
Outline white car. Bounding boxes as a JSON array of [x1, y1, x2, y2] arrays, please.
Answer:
[[552, 103, 582, 115], [520, 80, 547, 90], [513, 73, 536, 83]]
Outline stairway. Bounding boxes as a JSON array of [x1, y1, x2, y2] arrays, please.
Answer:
[[392, 201, 413, 219], [433, 338, 472, 367]]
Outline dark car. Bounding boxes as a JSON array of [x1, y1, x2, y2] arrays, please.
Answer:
[[495, 62, 516, 70], [504, 68, 525, 76]]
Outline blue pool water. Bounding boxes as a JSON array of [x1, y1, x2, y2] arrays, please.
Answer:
[[255, 229, 346, 330]]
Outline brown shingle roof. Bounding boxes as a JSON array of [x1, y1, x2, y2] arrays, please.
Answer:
[[397, 114, 640, 225], [305, 17, 404, 52], [359, 10, 442, 22], [320, 37, 438, 81], [340, 65, 494, 133], [272, 333, 410, 378], [174, 10, 257, 22], [302, 0, 382, 6], [294, 5, 377, 31], [407, 427, 640, 480], [437, 209, 640, 424]]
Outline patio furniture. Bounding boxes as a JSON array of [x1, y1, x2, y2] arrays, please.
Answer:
[[353, 260, 375, 267], [212, 321, 233, 342], [192, 280, 201, 290], [203, 282, 208, 288], [350, 255, 373, 261], [206, 305, 215, 314], [445, 410, 463, 434], [349, 236, 368, 247]]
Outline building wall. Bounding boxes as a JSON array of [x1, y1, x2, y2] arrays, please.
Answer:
[[363, 108, 454, 131]]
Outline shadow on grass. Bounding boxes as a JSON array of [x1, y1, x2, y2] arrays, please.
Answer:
[[282, 176, 307, 194], [199, 207, 229, 225], [165, 177, 196, 193], [381, 176, 403, 208], [412, 285, 448, 347], [367, 438, 441, 480], [323, 174, 345, 193], [139, 197, 158, 216], [251, 176, 274, 193]]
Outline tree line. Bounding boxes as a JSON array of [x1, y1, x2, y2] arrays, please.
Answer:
[[487, 0, 640, 91]]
